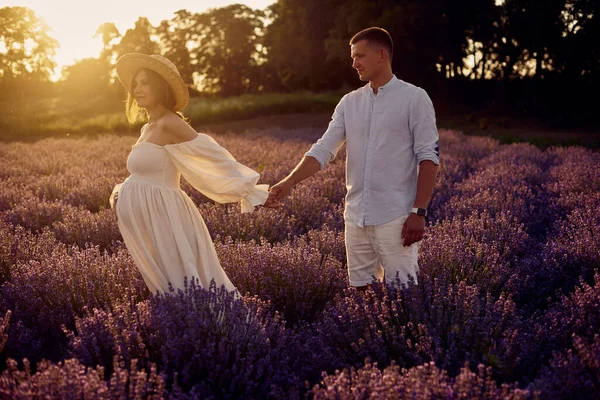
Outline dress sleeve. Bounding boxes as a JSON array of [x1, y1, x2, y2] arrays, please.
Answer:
[[164, 133, 269, 213]]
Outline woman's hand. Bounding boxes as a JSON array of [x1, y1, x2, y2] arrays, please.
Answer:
[[114, 194, 119, 220], [263, 179, 293, 208]]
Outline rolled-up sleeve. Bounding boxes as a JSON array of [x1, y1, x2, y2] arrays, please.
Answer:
[[409, 88, 440, 166], [305, 95, 347, 170]]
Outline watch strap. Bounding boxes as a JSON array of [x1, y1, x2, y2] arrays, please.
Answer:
[[411, 207, 427, 217]]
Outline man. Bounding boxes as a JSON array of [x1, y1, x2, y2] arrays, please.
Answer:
[[265, 27, 439, 291]]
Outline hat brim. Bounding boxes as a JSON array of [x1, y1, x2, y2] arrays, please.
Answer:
[[116, 53, 189, 112]]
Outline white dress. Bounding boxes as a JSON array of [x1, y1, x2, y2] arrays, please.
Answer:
[[109, 127, 269, 296]]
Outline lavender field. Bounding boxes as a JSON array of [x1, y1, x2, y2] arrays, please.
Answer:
[[0, 126, 598, 399]]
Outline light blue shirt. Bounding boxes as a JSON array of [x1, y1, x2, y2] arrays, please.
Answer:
[[305, 75, 440, 227]]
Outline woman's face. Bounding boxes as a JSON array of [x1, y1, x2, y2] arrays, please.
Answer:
[[132, 69, 157, 109]]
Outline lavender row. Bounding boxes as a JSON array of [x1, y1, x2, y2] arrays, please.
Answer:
[[0, 128, 598, 398]]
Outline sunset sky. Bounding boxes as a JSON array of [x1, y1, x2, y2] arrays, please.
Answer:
[[3, 0, 275, 80]]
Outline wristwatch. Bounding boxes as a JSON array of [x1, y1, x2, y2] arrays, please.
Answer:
[[411, 207, 428, 217]]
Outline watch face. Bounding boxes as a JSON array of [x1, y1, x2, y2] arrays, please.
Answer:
[[417, 208, 427, 217]]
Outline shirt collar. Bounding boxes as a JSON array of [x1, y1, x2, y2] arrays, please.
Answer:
[[368, 74, 397, 95]]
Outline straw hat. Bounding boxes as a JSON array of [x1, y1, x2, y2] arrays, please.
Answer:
[[116, 53, 189, 112]]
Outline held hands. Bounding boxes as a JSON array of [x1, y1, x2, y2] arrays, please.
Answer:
[[262, 179, 294, 208], [402, 213, 425, 246], [262, 156, 319, 209]]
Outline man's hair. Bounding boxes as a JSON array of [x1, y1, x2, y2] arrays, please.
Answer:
[[349, 27, 393, 61]]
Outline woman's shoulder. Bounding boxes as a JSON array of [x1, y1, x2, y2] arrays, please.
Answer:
[[159, 113, 197, 144]]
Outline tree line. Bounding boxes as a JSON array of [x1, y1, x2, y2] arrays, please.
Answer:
[[1, 1, 598, 126]]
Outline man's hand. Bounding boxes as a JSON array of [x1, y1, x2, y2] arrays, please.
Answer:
[[263, 180, 294, 208], [263, 156, 321, 209], [402, 213, 425, 246]]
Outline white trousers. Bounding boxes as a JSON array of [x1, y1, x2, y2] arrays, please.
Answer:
[[344, 214, 420, 287]]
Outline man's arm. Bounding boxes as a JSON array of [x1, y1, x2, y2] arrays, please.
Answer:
[[264, 156, 322, 206], [402, 88, 440, 246], [401, 160, 438, 246], [264, 95, 348, 207], [413, 160, 438, 209]]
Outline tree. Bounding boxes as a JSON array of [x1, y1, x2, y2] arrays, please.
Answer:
[[94, 22, 121, 66], [324, 0, 439, 89], [0, 6, 59, 99], [92, 22, 122, 90], [58, 57, 112, 98], [557, 0, 600, 79], [95, 23, 121, 52], [497, 0, 567, 79], [434, 0, 500, 80], [156, 11, 195, 90], [112, 17, 159, 59], [263, 0, 346, 91], [188, 4, 265, 95], [325, 0, 500, 89]]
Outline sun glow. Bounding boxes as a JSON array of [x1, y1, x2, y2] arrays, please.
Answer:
[[3, 0, 275, 81]]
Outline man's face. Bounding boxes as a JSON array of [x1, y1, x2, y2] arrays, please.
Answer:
[[351, 40, 384, 82]]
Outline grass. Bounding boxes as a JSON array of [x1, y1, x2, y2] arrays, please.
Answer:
[[440, 115, 600, 149], [472, 128, 600, 149], [1, 90, 597, 149], [0, 91, 344, 142]]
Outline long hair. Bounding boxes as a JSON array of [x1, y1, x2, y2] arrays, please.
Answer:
[[125, 67, 187, 124]]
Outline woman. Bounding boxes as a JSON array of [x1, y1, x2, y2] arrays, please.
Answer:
[[110, 53, 269, 298]]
